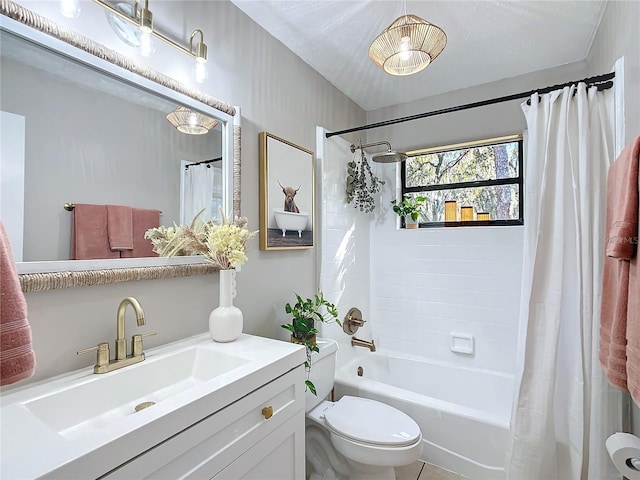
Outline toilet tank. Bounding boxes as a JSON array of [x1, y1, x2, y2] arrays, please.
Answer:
[[305, 338, 338, 412]]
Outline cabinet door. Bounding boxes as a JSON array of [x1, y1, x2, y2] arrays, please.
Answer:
[[212, 412, 304, 480], [104, 365, 304, 479]]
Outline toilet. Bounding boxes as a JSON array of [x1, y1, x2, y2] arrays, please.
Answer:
[[305, 338, 422, 480]]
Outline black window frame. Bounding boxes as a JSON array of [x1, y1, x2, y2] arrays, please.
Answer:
[[400, 135, 524, 228]]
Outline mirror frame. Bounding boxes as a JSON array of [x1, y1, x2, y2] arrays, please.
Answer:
[[0, 1, 242, 292]]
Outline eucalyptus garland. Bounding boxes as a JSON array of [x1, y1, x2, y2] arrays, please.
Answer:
[[346, 149, 385, 213]]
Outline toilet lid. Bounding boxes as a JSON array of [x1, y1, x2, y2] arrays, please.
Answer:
[[323, 396, 421, 447]]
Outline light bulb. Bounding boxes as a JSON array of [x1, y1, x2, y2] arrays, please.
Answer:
[[59, 0, 80, 18], [399, 36, 412, 61], [193, 61, 208, 84], [140, 32, 155, 57]]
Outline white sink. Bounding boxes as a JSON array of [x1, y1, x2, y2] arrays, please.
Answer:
[[22, 346, 249, 440], [0, 333, 305, 480]]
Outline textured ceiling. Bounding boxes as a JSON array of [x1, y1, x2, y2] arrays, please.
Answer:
[[231, 0, 607, 111]]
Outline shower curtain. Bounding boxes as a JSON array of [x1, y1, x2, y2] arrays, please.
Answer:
[[181, 163, 222, 223], [506, 84, 623, 479]]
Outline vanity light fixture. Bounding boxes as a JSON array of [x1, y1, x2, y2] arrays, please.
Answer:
[[135, 0, 153, 33], [368, 0, 446, 76], [166, 106, 218, 135], [134, 0, 155, 57], [92, 0, 209, 82], [190, 29, 209, 84]]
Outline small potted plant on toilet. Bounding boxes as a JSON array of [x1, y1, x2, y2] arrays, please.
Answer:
[[281, 291, 340, 395], [390, 194, 427, 229]]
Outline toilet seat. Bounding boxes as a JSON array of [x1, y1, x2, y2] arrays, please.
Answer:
[[323, 396, 421, 448]]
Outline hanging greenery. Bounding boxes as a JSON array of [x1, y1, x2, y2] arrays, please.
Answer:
[[346, 147, 385, 213]]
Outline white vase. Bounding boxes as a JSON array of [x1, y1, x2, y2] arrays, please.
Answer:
[[209, 269, 243, 342]]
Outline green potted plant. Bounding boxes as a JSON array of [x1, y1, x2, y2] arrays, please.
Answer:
[[281, 291, 341, 395], [390, 194, 427, 229]]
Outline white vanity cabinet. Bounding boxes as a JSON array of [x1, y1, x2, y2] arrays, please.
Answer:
[[103, 365, 305, 479], [0, 334, 307, 480]]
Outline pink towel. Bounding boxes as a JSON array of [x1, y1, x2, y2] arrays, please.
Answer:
[[72, 204, 119, 260], [121, 208, 160, 258], [623, 136, 640, 404], [600, 135, 640, 392], [0, 222, 35, 386], [106, 205, 133, 251]]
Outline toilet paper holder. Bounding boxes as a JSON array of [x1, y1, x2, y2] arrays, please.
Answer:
[[606, 432, 640, 479]]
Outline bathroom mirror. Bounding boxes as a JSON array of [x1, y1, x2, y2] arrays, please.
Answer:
[[0, 3, 241, 291]]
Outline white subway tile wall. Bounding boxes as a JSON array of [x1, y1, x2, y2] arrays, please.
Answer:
[[370, 219, 523, 374], [317, 128, 371, 343], [319, 130, 523, 375]]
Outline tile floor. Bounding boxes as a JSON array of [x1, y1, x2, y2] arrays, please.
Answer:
[[395, 460, 467, 480]]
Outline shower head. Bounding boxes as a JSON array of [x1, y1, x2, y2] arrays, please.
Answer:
[[372, 150, 408, 163], [349, 140, 407, 164]]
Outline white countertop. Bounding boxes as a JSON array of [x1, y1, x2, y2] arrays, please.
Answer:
[[0, 333, 305, 479]]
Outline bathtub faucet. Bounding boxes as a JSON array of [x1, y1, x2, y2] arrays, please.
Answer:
[[351, 337, 376, 352]]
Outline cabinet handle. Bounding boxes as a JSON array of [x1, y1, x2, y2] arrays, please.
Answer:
[[261, 406, 273, 420]]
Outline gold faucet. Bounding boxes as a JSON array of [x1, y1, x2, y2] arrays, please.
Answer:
[[116, 297, 145, 360], [77, 297, 156, 373], [351, 337, 376, 352]]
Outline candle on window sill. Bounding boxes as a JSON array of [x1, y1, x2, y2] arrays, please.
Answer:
[[460, 206, 474, 222], [445, 201, 457, 223], [477, 212, 490, 221]]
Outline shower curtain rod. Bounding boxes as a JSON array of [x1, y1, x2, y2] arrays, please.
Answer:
[[184, 157, 222, 169], [325, 72, 615, 138]]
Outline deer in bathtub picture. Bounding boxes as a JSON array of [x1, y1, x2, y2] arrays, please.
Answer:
[[259, 132, 314, 250], [274, 181, 310, 239]]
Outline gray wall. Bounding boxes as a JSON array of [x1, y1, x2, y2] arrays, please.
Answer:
[[588, 0, 640, 146], [587, 0, 640, 433], [10, 0, 365, 386]]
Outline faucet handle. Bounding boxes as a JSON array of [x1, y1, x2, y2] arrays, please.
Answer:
[[77, 342, 110, 367], [132, 332, 157, 357], [343, 307, 366, 334]]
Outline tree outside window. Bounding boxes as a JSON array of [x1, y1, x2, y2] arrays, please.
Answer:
[[401, 135, 523, 227]]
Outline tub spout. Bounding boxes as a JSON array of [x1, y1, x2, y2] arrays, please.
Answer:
[[351, 337, 376, 352]]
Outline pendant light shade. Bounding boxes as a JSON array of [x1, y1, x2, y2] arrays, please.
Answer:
[[166, 106, 218, 135], [369, 14, 447, 76]]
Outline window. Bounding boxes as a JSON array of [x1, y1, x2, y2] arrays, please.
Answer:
[[401, 134, 523, 227]]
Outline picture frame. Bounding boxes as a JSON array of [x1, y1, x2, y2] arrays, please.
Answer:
[[259, 132, 315, 250]]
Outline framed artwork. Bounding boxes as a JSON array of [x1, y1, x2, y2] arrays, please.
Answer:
[[259, 132, 314, 250]]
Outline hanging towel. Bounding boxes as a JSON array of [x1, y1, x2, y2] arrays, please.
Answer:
[[120, 208, 161, 258], [600, 135, 640, 392], [623, 135, 640, 404], [0, 222, 35, 386], [72, 204, 119, 260], [106, 205, 133, 251]]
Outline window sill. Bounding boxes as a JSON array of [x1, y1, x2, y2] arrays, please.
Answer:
[[408, 219, 524, 229]]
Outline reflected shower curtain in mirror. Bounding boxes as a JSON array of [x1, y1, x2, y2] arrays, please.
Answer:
[[181, 163, 223, 223], [506, 84, 622, 479]]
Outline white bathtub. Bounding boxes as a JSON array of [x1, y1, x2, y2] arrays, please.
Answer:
[[334, 352, 514, 479], [273, 209, 309, 237]]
